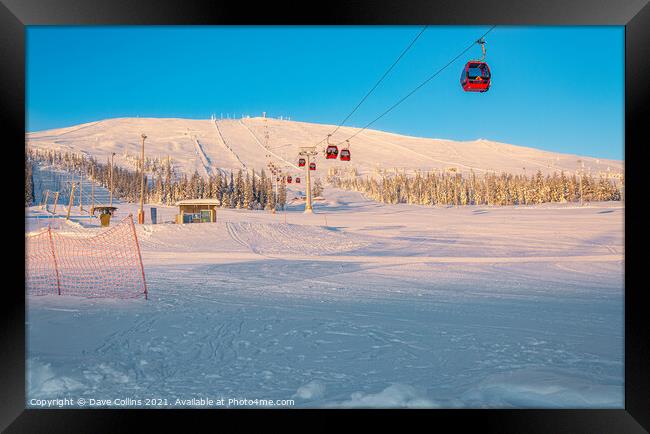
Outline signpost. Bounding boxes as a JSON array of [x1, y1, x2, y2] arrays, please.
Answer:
[[138, 133, 147, 224]]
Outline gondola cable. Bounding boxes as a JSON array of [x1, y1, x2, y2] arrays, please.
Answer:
[[341, 25, 496, 143], [314, 25, 429, 148]]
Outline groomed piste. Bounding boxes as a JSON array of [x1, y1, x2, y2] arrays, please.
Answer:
[[25, 187, 624, 408]]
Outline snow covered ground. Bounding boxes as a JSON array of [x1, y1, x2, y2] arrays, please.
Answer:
[[25, 186, 624, 408]]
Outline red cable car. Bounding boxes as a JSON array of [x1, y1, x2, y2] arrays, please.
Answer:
[[325, 145, 339, 159], [298, 158, 306, 167], [461, 62, 491, 92], [340, 149, 351, 161], [325, 134, 338, 159], [295, 177, 301, 183], [460, 38, 491, 93], [309, 162, 316, 171], [287, 176, 292, 184]]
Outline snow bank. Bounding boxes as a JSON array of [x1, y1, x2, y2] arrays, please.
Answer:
[[293, 381, 326, 400], [336, 384, 438, 408], [27, 359, 85, 399], [460, 368, 623, 408]]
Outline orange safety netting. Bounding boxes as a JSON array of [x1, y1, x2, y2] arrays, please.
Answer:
[[25, 214, 148, 299]]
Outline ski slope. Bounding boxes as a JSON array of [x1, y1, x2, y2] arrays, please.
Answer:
[[25, 188, 624, 408], [26, 117, 623, 178]]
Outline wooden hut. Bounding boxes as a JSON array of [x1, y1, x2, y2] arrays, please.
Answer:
[[175, 199, 220, 224]]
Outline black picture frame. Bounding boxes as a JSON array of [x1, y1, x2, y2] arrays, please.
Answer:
[[3, 0, 648, 431]]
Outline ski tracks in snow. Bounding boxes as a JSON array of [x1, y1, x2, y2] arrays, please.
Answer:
[[189, 134, 213, 177], [224, 221, 369, 256], [226, 221, 259, 253], [239, 119, 300, 170], [360, 132, 489, 174], [213, 120, 248, 171]]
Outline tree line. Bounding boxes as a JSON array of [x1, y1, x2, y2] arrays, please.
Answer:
[[328, 168, 622, 206], [28, 148, 619, 209], [25, 153, 35, 206], [26, 148, 321, 210]]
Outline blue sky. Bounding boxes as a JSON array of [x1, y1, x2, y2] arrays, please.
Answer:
[[26, 26, 624, 159]]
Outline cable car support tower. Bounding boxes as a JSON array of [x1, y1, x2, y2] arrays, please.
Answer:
[[298, 146, 318, 213]]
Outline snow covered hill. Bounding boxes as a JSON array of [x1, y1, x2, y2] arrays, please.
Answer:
[[26, 117, 623, 178]]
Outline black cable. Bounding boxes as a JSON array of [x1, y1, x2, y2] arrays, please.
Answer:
[[316, 25, 429, 147], [343, 25, 496, 143]]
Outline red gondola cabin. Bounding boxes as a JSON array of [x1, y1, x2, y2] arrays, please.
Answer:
[[295, 177, 301, 183], [287, 176, 292, 183], [340, 149, 351, 161], [298, 158, 306, 167], [325, 145, 339, 159], [309, 162, 316, 171], [460, 61, 491, 92]]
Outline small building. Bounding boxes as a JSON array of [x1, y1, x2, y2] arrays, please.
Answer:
[[175, 199, 220, 224]]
